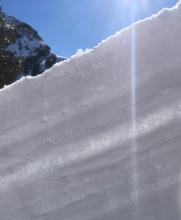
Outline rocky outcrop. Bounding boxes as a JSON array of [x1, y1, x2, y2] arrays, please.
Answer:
[[0, 7, 65, 88]]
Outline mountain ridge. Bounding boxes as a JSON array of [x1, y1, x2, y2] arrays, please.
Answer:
[[0, 7, 65, 88]]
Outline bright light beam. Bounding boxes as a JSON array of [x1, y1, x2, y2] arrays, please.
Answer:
[[130, 1, 140, 218]]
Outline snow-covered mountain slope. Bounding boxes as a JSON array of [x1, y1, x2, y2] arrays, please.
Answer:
[[0, 8, 64, 88], [0, 1, 181, 220]]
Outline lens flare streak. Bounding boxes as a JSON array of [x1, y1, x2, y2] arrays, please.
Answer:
[[130, 2, 139, 217]]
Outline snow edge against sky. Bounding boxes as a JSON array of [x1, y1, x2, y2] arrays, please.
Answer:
[[1, 0, 181, 93]]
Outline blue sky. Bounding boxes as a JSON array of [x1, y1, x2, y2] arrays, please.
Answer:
[[1, 0, 178, 57]]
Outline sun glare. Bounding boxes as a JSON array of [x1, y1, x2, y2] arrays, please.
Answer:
[[123, 0, 150, 11]]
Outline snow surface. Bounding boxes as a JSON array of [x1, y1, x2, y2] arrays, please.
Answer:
[[6, 35, 46, 58], [0, 1, 181, 219]]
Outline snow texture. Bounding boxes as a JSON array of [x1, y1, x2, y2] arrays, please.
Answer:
[[0, 1, 181, 219]]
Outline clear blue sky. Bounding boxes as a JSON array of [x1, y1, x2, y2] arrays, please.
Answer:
[[0, 0, 178, 57]]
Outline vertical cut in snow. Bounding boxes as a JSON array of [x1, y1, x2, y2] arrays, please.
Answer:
[[0, 2, 181, 220]]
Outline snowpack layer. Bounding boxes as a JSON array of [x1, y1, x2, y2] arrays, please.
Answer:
[[0, 2, 181, 220]]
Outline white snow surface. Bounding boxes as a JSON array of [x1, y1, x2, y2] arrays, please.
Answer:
[[0, 1, 181, 219], [6, 35, 46, 57]]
